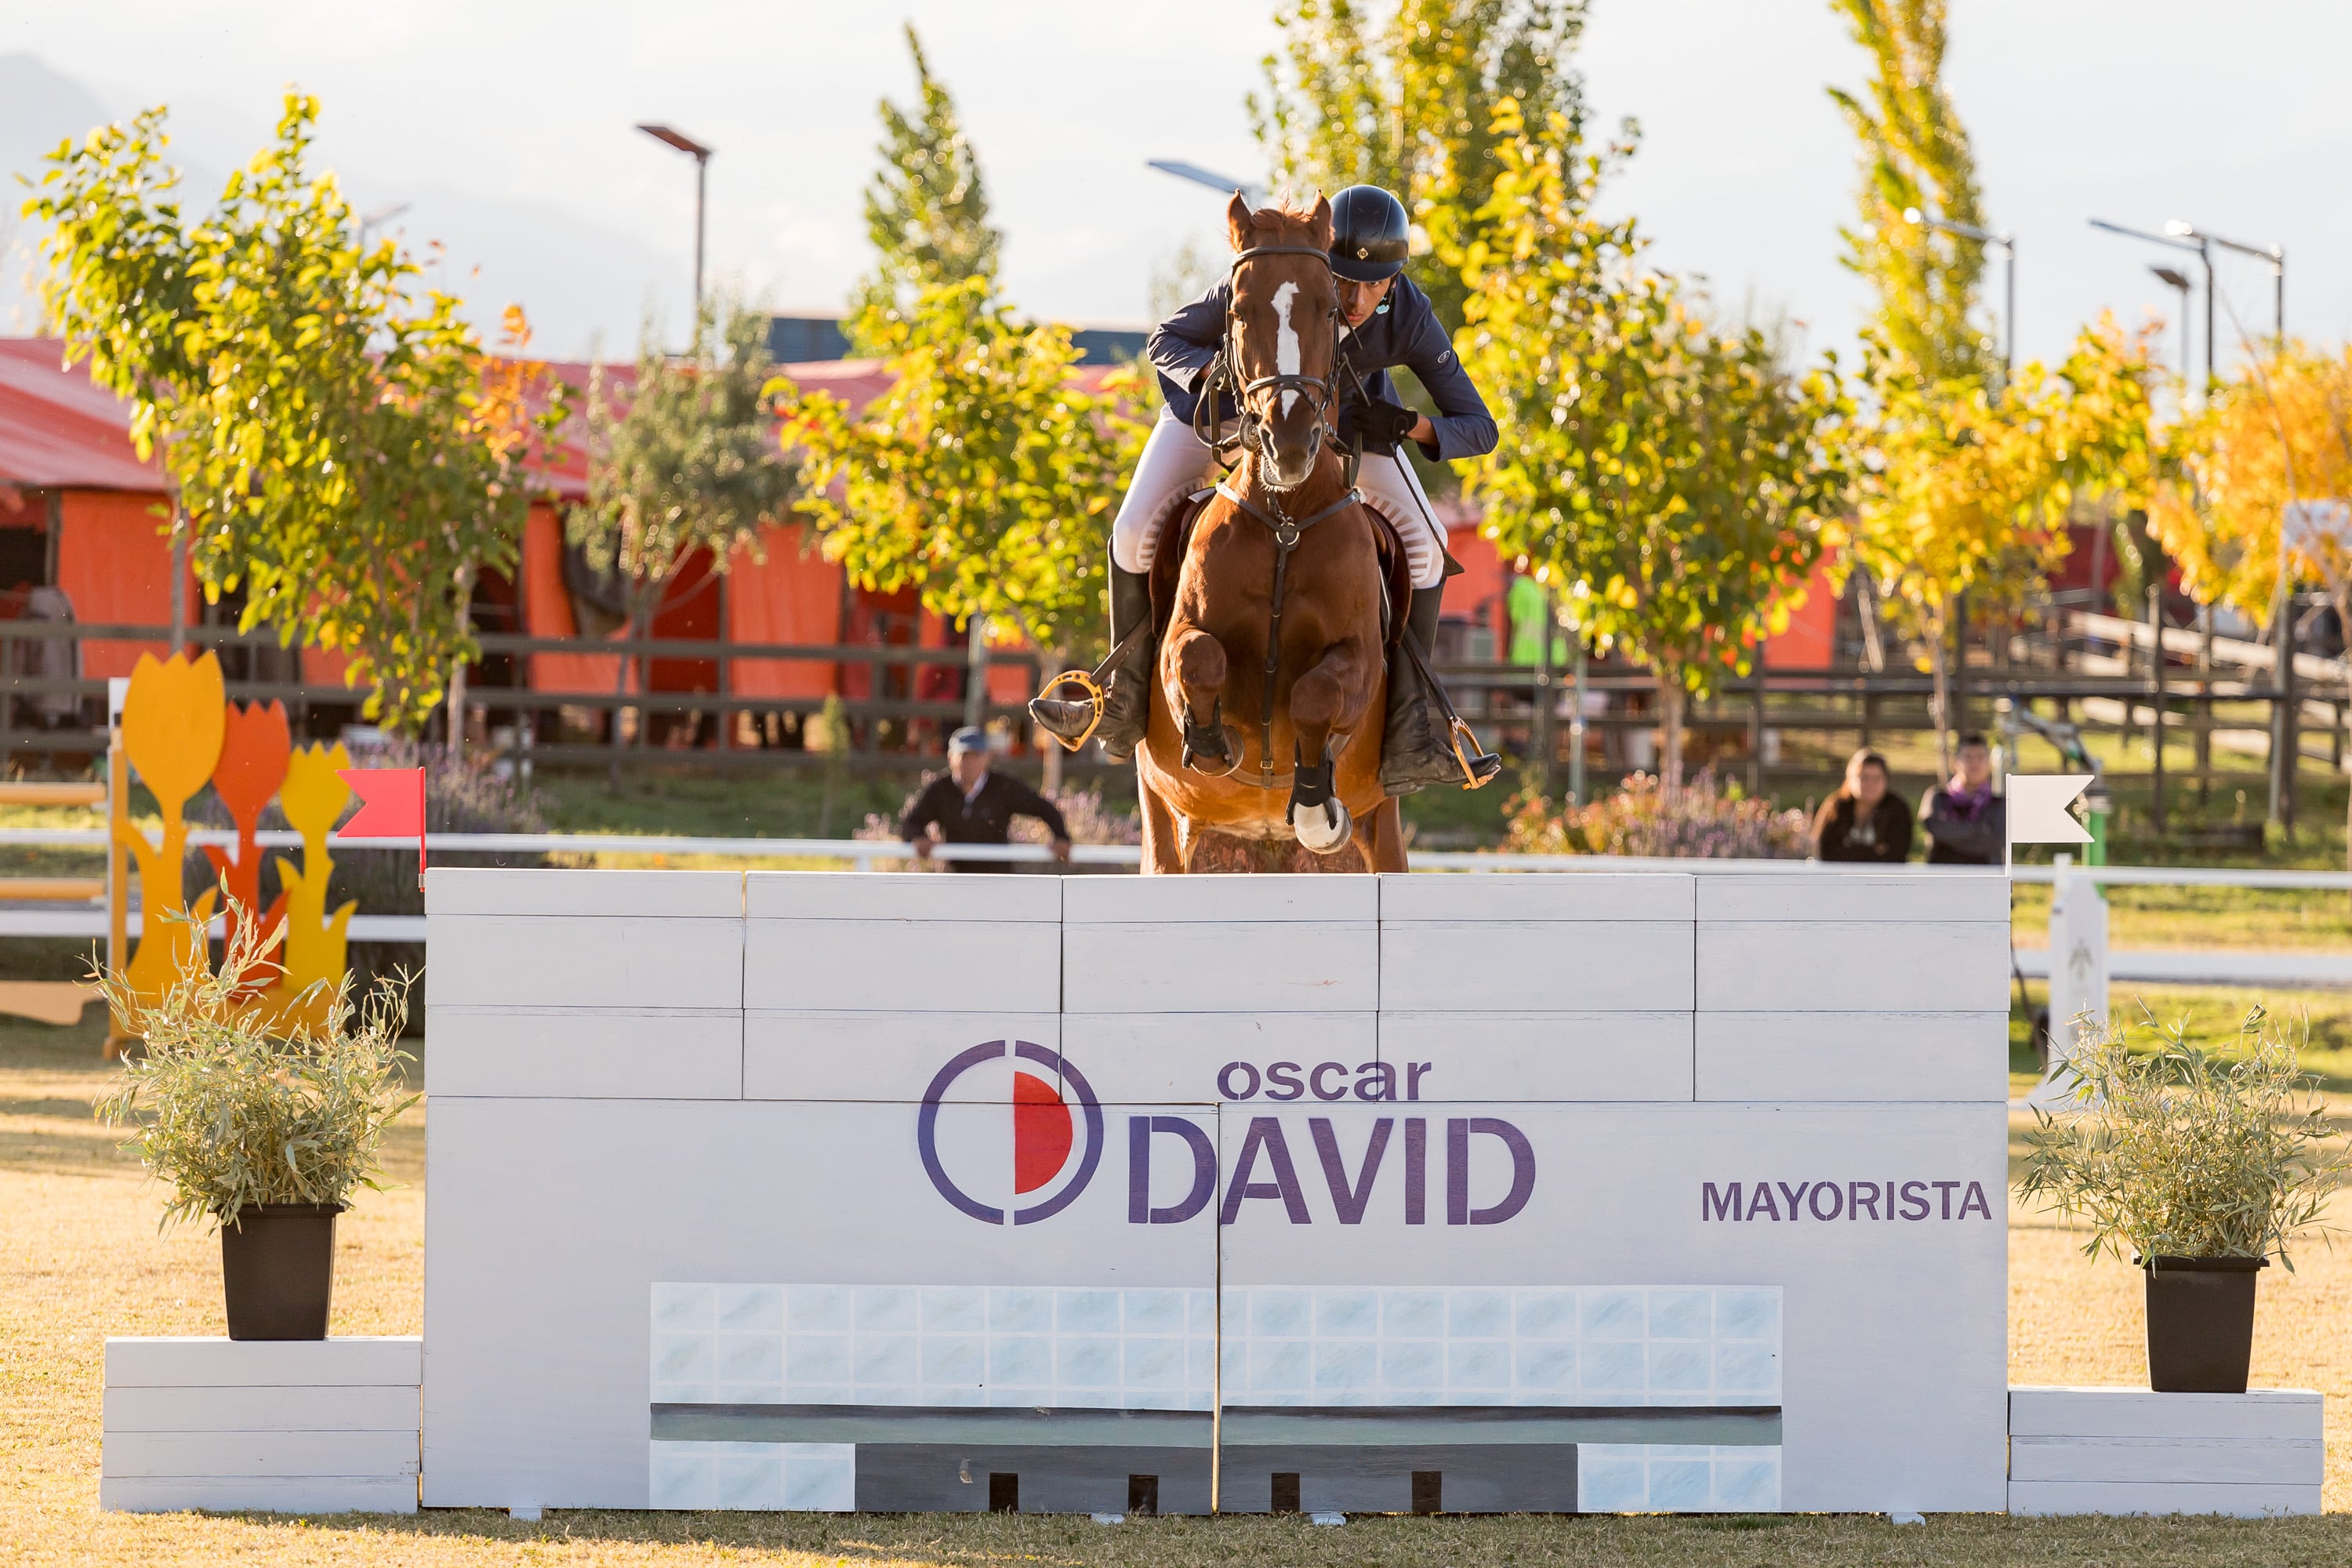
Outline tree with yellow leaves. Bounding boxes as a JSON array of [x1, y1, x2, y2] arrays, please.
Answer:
[[1456, 101, 1853, 789], [2151, 343, 2352, 630], [1836, 320, 2159, 773]]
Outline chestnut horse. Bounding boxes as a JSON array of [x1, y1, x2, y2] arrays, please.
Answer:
[[1135, 197, 1406, 875]]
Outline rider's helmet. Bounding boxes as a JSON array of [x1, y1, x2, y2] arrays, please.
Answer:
[[1328, 185, 1411, 283]]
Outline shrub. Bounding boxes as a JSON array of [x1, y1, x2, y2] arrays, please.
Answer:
[[1504, 770, 1809, 859], [2016, 1007, 2348, 1267], [91, 910, 417, 1230]]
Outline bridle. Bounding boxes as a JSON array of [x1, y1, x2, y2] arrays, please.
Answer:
[[1188, 243, 1360, 495], [1179, 238, 1367, 800]]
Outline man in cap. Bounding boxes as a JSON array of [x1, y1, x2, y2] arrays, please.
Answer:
[[901, 728, 1073, 871]]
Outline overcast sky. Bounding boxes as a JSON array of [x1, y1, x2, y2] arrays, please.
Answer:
[[4, 1, 2347, 373]]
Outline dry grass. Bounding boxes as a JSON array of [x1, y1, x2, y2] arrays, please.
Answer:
[[5, 1011, 2349, 1566]]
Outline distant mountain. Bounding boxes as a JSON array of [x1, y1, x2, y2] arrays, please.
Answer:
[[0, 52, 686, 357]]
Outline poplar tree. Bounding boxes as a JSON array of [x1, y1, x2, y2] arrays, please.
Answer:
[[1251, 0, 1589, 328], [851, 24, 1002, 343], [1458, 103, 1851, 789], [1827, 0, 1992, 385]]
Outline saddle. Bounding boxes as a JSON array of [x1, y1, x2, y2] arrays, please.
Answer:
[[1150, 488, 1410, 648]]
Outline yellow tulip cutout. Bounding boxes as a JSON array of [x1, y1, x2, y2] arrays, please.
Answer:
[[118, 652, 227, 1011], [256, 742, 358, 1034]]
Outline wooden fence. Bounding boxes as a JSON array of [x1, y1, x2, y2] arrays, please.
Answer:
[[2, 619, 2345, 810]]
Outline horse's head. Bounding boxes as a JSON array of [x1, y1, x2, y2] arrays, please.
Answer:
[[1224, 194, 1338, 492]]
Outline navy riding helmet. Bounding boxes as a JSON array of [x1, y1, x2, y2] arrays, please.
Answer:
[[1328, 185, 1410, 284]]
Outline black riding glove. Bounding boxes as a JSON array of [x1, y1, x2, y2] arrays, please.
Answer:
[[1339, 398, 1419, 451]]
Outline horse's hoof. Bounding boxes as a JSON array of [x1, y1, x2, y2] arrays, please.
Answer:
[[1294, 798, 1353, 855]]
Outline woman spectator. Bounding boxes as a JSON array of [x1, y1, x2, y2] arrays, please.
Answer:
[[1813, 749, 1913, 863]]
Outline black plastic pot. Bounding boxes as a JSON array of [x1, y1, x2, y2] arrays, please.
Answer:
[[220, 1203, 343, 1340], [2143, 1254, 2267, 1392]]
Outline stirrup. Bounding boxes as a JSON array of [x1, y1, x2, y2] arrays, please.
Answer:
[[1447, 717, 1502, 789], [1030, 669, 1105, 753]]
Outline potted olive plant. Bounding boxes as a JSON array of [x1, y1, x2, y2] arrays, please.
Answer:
[[2017, 1007, 2346, 1392], [93, 909, 416, 1340]]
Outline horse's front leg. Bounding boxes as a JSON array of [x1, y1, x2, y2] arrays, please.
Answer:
[[1286, 638, 1374, 855], [1165, 626, 1239, 774]]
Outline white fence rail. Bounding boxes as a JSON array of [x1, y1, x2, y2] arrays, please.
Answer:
[[2, 827, 2347, 887]]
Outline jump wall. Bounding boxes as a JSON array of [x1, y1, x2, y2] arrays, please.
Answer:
[[422, 868, 2009, 1515]]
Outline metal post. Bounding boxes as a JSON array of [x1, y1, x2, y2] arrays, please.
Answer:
[[169, 515, 187, 655], [2147, 585, 2165, 834], [1951, 590, 1969, 740], [1532, 586, 1555, 796], [693, 154, 707, 321], [2272, 589, 2298, 831], [2197, 603, 2214, 800], [2002, 241, 2016, 381], [2201, 241, 2215, 391], [962, 615, 989, 731], [1748, 644, 1766, 797], [1567, 636, 1588, 808]]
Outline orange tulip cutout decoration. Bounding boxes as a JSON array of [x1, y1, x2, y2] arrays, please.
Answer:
[[202, 700, 292, 978]]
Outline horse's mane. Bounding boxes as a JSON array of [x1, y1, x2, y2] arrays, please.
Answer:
[[1236, 198, 1334, 252]]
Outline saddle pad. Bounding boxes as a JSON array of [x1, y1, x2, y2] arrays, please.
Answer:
[[1153, 488, 1407, 647]]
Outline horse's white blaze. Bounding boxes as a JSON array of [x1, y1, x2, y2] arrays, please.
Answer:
[[1272, 281, 1302, 418]]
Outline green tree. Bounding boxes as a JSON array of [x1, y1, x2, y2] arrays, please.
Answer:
[[22, 95, 559, 733], [1252, 0, 1589, 329], [1457, 103, 1852, 789], [851, 24, 1001, 343], [1828, 0, 1993, 385], [568, 297, 797, 754], [779, 277, 1145, 685]]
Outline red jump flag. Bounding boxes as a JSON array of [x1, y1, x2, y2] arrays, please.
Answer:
[[337, 767, 428, 891]]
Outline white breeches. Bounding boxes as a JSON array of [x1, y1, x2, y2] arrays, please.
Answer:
[[1109, 407, 1447, 590]]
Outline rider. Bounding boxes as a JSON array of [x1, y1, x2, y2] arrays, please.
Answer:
[[1031, 184, 1502, 793]]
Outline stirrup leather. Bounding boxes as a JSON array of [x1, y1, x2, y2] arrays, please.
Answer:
[[1399, 628, 1497, 789]]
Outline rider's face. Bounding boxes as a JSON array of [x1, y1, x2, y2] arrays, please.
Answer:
[[1337, 274, 1393, 328]]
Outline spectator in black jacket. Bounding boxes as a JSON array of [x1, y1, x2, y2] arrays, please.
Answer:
[[902, 728, 1072, 873], [1813, 749, 1913, 863], [1920, 733, 2005, 865]]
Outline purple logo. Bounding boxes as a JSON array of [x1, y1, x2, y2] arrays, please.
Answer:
[[917, 1041, 1104, 1225]]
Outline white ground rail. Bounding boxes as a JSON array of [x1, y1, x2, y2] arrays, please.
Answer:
[[2007, 1386, 2322, 1517], [101, 1336, 421, 1513]]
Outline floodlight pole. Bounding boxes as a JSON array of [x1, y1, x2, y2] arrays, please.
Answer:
[[637, 124, 715, 321], [1904, 207, 2014, 378], [2089, 218, 2212, 390]]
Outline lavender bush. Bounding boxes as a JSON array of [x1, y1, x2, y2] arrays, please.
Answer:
[[1506, 770, 1809, 859]]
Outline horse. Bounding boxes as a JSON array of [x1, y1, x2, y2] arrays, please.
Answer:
[[1134, 196, 1407, 876]]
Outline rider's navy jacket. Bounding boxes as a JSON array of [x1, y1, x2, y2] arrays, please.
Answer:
[[1146, 273, 1498, 464]]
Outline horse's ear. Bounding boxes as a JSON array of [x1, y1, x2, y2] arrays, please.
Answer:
[[1306, 194, 1334, 249], [1226, 192, 1255, 252]]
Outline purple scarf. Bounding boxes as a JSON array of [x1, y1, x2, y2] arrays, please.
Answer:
[[1943, 777, 1994, 818]]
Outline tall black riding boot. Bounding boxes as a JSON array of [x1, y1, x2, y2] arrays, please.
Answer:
[[1029, 558, 1154, 760], [1380, 583, 1503, 795]]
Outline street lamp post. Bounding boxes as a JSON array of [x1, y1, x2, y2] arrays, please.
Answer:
[[637, 124, 714, 320], [2165, 220, 2285, 354], [2089, 218, 2211, 390], [1903, 206, 2015, 378], [2150, 266, 2193, 383]]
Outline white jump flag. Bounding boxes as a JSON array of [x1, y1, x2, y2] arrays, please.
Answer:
[[2005, 773, 2092, 876]]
